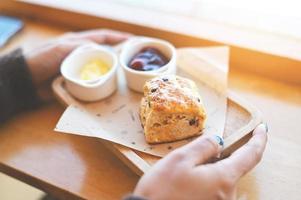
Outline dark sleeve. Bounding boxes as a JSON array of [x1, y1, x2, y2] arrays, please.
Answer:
[[0, 48, 40, 123], [122, 194, 148, 200]]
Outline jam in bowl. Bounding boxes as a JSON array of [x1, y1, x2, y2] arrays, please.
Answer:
[[120, 37, 177, 93], [128, 47, 169, 71]]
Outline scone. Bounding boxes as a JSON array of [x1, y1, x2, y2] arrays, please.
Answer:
[[139, 75, 206, 144]]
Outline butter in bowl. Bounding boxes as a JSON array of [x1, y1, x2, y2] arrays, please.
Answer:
[[61, 43, 118, 101]]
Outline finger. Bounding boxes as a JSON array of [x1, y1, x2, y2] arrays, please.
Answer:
[[36, 39, 95, 84], [217, 123, 268, 181], [99, 29, 133, 44], [37, 84, 54, 102], [65, 39, 94, 51], [170, 134, 224, 166], [35, 77, 56, 102], [53, 38, 94, 60], [66, 29, 132, 45]]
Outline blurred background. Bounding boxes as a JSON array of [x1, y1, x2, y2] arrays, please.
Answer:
[[110, 0, 301, 39]]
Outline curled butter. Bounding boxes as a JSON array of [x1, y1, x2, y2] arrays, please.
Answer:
[[80, 59, 110, 81]]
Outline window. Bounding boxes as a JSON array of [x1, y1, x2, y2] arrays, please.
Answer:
[[108, 0, 301, 39]]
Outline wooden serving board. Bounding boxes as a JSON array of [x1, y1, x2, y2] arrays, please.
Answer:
[[52, 76, 262, 176]]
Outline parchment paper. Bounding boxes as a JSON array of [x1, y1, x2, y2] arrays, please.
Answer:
[[55, 46, 229, 157]]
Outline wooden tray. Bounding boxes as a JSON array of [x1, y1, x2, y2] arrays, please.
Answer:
[[52, 76, 262, 176]]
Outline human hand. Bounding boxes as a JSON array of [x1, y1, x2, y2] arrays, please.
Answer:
[[25, 29, 132, 101], [133, 123, 268, 200]]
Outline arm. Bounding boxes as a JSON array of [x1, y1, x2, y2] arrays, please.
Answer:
[[0, 29, 131, 123], [0, 49, 39, 123]]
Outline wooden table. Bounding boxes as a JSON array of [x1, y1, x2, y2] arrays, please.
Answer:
[[0, 20, 301, 200]]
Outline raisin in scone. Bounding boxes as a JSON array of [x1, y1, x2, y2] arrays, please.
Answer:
[[139, 75, 206, 144]]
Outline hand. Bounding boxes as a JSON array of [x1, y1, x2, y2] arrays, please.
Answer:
[[25, 29, 132, 101], [133, 123, 268, 200]]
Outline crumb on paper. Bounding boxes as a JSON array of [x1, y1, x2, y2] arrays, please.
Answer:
[[128, 110, 135, 121], [112, 104, 126, 114]]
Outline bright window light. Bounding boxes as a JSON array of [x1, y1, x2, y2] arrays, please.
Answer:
[[106, 0, 301, 39]]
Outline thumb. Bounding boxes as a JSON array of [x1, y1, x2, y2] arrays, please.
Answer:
[[169, 135, 224, 166], [217, 123, 268, 181]]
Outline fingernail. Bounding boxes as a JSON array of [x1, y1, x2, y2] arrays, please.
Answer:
[[253, 123, 268, 135], [264, 123, 269, 133], [214, 135, 224, 147]]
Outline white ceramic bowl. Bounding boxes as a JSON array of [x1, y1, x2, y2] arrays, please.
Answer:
[[120, 37, 177, 92], [61, 43, 118, 101]]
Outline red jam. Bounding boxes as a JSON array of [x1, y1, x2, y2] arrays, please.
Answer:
[[128, 47, 169, 71]]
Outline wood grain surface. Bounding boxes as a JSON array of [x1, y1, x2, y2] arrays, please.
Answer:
[[0, 20, 300, 200]]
